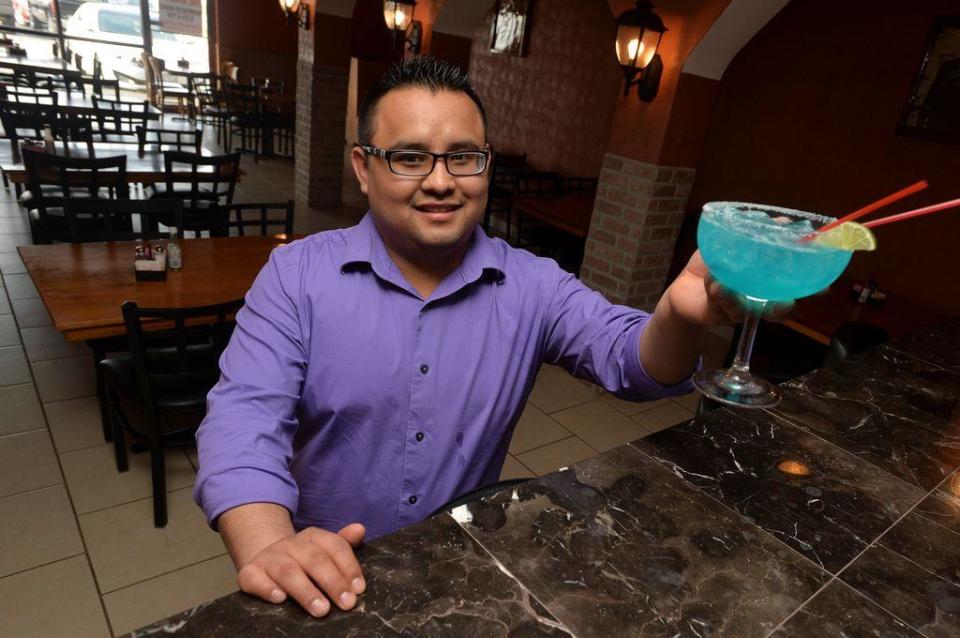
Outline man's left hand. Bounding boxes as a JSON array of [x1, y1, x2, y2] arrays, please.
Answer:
[[664, 250, 794, 326]]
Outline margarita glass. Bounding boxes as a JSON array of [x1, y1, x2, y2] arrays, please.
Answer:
[[694, 202, 854, 408]]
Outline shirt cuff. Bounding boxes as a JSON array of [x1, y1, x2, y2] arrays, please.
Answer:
[[194, 466, 300, 531], [622, 319, 701, 399]]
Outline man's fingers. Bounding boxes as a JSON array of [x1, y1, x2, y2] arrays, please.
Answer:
[[706, 280, 745, 323], [236, 563, 287, 605], [311, 527, 366, 594], [265, 555, 336, 617], [290, 542, 358, 611], [338, 523, 366, 548]]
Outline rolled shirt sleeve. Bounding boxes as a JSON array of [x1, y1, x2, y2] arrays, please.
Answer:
[[542, 268, 698, 400], [193, 245, 306, 530]]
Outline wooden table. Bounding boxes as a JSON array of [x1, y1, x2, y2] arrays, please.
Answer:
[[513, 195, 595, 238], [783, 276, 944, 345], [0, 140, 216, 185], [0, 55, 76, 75], [18, 235, 293, 341], [50, 90, 163, 120]]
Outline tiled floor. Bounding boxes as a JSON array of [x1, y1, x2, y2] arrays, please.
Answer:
[[0, 151, 718, 637]]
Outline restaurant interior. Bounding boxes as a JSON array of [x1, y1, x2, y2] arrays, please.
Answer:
[[1, 0, 959, 635]]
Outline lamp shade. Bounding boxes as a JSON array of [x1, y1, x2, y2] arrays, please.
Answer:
[[614, 0, 666, 70], [384, 0, 416, 32], [279, 0, 299, 13]]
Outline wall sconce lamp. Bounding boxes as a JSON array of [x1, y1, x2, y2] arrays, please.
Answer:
[[279, 0, 309, 29], [383, 0, 421, 54], [614, 0, 667, 101]]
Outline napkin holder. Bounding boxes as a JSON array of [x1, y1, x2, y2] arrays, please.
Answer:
[[134, 247, 167, 282]]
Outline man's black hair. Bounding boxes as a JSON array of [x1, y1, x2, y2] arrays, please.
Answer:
[[357, 56, 488, 145]]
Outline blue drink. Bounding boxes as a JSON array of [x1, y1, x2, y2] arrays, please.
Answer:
[[698, 202, 852, 302], [693, 202, 856, 409]]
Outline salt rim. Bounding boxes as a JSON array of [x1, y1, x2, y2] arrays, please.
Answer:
[[703, 201, 836, 225], [701, 201, 849, 252]]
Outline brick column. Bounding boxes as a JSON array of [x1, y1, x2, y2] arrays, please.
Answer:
[[580, 153, 696, 311], [295, 22, 349, 208]]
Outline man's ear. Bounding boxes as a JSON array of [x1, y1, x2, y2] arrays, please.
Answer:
[[350, 146, 370, 195]]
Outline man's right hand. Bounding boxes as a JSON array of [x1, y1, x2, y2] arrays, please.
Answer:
[[235, 523, 367, 618]]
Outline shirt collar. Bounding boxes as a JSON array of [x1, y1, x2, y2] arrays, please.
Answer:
[[340, 212, 506, 287]]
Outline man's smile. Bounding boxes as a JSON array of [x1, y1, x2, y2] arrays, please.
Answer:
[[413, 203, 463, 214]]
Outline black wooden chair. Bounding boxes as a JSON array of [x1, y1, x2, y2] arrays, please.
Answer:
[[197, 81, 230, 146], [0, 84, 58, 105], [100, 298, 244, 527], [135, 126, 202, 156], [152, 150, 241, 236], [63, 198, 185, 243], [22, 151, 129, 244], [483, 152, 526, 240], [514, 170, 561, 254], [92, 97, 150, 140], [187, 72, 220, 121], [518, 175, 596, 275], [223, 200, 295, 236], [224, 82, 266, 160], [80, 76, 121, 101]]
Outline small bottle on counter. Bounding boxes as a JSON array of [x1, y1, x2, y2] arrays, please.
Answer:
[[167, 229, 182, 271]]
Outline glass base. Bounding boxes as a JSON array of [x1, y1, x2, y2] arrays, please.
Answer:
[[693, 368, 781, 409]]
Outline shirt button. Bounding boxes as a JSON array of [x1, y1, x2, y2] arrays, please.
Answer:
[[420, 364, 429, 375], [415, 431, 424, 441], [408, 495, 418, 504]]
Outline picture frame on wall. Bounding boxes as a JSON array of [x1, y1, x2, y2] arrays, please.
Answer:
[[489, 0, 533, 57], [897, 16, 960, 144]]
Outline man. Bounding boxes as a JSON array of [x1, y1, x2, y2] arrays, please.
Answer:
[[194, 57, 778, 618]]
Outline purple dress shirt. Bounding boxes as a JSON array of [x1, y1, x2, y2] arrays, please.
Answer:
[[194, 213, 695, 540]]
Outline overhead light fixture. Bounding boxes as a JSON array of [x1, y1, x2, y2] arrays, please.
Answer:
[[279, 0, 309, 30], [383, 0, 419, 54], [614, 0, 667, 101], [383, 0, 416, 32]]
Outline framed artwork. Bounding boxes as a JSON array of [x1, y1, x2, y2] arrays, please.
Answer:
[[897, 16, 960, 143], [489, 0, 533, 57]]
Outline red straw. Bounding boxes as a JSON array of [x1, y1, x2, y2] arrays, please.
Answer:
[[863, 197, 960, 229], [803, 180, 929, 240]]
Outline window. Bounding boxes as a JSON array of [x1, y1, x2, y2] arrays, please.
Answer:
[[99, 11, 142, 38]]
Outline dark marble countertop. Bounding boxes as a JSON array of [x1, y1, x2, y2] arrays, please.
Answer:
[[128, 318, 960, 637]]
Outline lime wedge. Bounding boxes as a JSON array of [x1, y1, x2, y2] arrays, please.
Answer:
[[812, 222, 877, 251]]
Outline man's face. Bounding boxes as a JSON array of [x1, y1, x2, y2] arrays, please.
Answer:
[[351, 87, 489, 258]]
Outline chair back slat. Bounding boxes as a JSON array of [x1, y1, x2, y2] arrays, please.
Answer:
[[120, 298, 244, 420], [136, 126, 202, 155], [224, 200, 295, 236], [92, 97, 150, 138], [517, 171, 562, 197], [63, 198, 184, 243], [23, 150, 129, 243]]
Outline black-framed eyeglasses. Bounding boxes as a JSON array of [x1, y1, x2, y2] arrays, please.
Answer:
[[358, 144, 490, 177]]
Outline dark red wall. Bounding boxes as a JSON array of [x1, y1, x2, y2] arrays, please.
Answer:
[[674, 0, 960, 314], [214, 0, 298, 89]]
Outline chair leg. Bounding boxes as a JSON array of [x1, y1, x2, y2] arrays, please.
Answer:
[[106, 388, 128, 472], [90, 343, 112, 442], [151, 446, 167, 527]]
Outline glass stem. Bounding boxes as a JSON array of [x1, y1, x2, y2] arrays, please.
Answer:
[[726, 304, 764, 383]]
